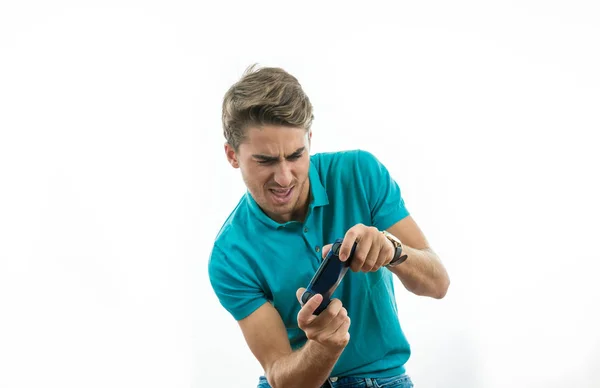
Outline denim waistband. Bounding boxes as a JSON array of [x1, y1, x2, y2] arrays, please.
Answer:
[[258, 373, 413, 388]]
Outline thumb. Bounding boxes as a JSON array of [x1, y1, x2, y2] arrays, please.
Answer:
[[321, 243, 333, 259]]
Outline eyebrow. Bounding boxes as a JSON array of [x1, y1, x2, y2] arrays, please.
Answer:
[[252, 147, 306, 162]]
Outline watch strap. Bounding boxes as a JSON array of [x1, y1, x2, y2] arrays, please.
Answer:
[[387, 246, 408, 267], [382, 230, 408, 267]]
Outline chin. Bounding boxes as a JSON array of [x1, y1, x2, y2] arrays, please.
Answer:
[[264, 199, 298, 222]]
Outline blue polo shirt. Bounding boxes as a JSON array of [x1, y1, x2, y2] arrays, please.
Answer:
[[208, 149, 411, 378]]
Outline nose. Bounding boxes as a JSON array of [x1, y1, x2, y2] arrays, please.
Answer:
[[273, 162, 293, 187]]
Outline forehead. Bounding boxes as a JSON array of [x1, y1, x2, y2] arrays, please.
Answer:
[[241, 125, 308, 154]]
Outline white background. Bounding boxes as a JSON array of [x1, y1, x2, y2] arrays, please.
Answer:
[[1, 1, 599, 387]]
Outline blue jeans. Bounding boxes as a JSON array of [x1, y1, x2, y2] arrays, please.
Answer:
[[257, 374, 414, 387]]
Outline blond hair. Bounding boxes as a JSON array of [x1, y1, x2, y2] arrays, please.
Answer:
[[222, 64, 314, 150]]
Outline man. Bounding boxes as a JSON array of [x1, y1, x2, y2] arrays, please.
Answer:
[[208, 65, 450, 388]]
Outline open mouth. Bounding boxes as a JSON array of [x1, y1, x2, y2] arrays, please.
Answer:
[[269, 186, 294, 204]]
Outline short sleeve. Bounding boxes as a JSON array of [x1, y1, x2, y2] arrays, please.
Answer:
[[356, 150, 410, 230], [208, 244, 268, 321]]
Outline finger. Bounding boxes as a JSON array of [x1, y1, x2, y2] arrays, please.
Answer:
[[375, 247, 390, 271], [323, 298, 343, 319], [331, 314, 351, 347], [306, 298, 342, 337], [362, 243, 380, 272], [339, 226, 361, 262], [306, 301, 344, 343], [321, 244, 333, 259], [314, 299, 344, 335], [334, 306, 348, 325], [351, 232, 372, 272], [297, 292, 324, 326], [334, 310, 350, 332], [327, 306, 348, 332]]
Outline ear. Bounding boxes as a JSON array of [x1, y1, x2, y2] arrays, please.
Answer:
[[224, 142, 240, 168], [307, 130, 312, 148]]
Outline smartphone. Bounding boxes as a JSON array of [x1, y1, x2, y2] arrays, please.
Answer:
[[301, 238, 357, 315]]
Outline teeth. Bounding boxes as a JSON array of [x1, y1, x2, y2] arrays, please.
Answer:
[[271, 188, 291, 195]]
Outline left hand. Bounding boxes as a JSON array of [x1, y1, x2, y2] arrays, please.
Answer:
[[321, 224, 395, 272]]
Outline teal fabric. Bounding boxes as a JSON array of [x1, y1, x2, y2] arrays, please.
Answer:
[[208, 149, 411, 378]]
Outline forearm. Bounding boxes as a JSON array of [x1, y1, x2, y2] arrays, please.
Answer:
[[388, 245, 450, 298], [266, 340, 341, 388]]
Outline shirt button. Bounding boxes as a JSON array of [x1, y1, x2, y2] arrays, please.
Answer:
[[315, 246, 320, 252], [304, 227, 308, 233]]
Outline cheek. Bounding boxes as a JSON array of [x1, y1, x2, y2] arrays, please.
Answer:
[[296, 159, 310, 177], [244, 165, 271, 186]]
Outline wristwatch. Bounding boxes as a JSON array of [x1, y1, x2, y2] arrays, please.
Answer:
[[381, 230, 408, 267]]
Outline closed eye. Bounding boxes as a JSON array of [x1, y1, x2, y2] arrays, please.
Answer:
[[253, 147, 305, 165], [257, 155, 299, 165]]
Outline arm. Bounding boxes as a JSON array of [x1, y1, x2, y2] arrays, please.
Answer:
[[208, 245, 349, 387], [385, 215, 450, 299], [238, 291, 349, 388]]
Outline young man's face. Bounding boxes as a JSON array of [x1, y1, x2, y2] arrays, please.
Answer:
[[225, 125, 312, 224]]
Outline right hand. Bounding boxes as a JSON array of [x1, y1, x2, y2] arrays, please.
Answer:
[[295, 288, 351, 351]]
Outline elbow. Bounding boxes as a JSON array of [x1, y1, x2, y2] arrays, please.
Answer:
[[415, 271, 449, 299], [265, 360, 291, 388], [265, 373, 280, 388], [433, 275, 450, 299], [409, 280, 448, 299], [265, 361, 278, 388], [265, 368, 282, 388]]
